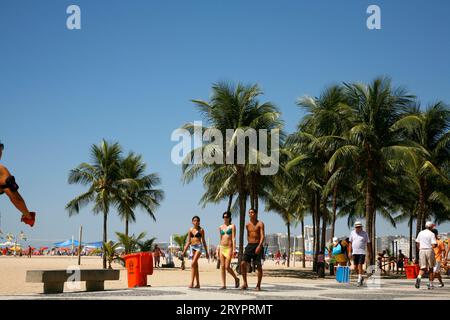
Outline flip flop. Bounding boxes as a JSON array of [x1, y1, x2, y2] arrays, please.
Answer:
[[21, 212, 36, 227]]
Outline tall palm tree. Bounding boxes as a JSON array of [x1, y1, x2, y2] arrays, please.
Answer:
[[395, 102, 450, 257], [66, 140, 123, 269], [183, 81, 283, 259], [117, 152, 164, 237], [328, 77, 416, 264]]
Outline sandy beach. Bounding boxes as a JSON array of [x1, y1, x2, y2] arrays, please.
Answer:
[[0, 256, 311, 295]]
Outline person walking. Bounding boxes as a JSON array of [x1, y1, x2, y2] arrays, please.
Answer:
[[348, 221, 372, 287], [431, 229, 445, 288], [217, 211, 240, 289], [182, 216, 209, 288], [153, 245, 162, 268], [415, 221, 437, 289], [240, 208, 265, 291]]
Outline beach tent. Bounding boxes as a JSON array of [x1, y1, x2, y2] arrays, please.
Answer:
[[54, 239, 82, 247], [85, 241, 103, 249]]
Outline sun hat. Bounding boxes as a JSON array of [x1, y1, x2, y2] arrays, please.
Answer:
[[354, 221, 363, 227], [425, 221, 435, 228]]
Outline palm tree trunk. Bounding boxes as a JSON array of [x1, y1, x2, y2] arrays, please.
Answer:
[[227, 194, 233, 212], [237, 165, 246, 262], [409, 215, 413, 262], [311, 196, 316, 271], [372, 213, 376, 259], [320, 198, 327, 253], [287, 222, 291, 267], [301, 218, 306, 268], [103, 211, 107, 269], [314, 192, 321, 272], [416, 178, 426, 260], [365, 166, 375, 265], [125, 217, 129, 238], [331, 186, 338, 240]]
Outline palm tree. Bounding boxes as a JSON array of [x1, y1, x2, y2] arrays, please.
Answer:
[[103, 241, 122, 269], [116, 231, 146, 254], [328, 77, 417, 264], [66, 140, 123, 269], [183, 82, 283, 259], [138, 237, 157, 252], [117, 152, 164, 237], [395, 102, 450, 257], [173, 233, 189, 270]]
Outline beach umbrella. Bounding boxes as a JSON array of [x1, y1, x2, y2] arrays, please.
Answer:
[[85, 241, 103, 249], [54, 239, 82, 247]]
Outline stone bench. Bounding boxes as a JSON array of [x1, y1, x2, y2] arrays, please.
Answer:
[[26, 269, 120, 294]]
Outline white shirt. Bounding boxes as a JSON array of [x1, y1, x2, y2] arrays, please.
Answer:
[[349, 229, 370, 255], [415, 229, 436, 250]]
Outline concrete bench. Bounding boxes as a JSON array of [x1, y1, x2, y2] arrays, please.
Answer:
[[26, 269, 120, 294]]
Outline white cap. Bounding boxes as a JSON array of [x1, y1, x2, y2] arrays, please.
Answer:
[[354, 221, 363, 227], [332, 237, 338, 243], [425, 221, 435, 228]]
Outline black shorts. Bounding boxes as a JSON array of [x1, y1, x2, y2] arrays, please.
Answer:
[[243, 243, 262, 267], [353, 254, 366, 265]]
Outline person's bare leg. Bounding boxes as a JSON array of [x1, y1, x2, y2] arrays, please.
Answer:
[[225, 257, 239, 288], [255, 265, 263, 291], [240, 261, 248, 290], [193, 252, 201, 288], [220, 253, 226, 289], [189, 258, 196, 288]]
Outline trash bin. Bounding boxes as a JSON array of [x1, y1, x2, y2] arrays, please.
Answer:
[[336, 265, 350, 283], [123, 252, 154, 288]]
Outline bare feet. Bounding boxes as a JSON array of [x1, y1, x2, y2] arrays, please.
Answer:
[[194, 284, 200, 289], [240, 284, 248, 290], [255, 286, 261, 291], [235, 278, 240, 289], [219, 286, 226, 290]]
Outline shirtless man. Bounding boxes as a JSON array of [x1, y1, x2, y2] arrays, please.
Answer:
[[0, 142, 36, 226], [240, 208, 265, 291]]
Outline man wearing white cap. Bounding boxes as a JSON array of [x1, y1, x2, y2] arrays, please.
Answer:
[[348, 221, 371, 287], [415, 221, 437, 289]]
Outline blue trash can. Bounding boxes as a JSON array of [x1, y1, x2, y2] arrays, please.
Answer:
[[336, 266, 350, 283]]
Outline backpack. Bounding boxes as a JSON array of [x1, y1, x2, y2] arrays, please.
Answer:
[[332, 240, 348, 256]]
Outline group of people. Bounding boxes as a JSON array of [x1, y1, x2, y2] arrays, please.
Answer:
[[415, 221, 448, 289], [181, 208, 265, 291], [330, 220, 448, 288]]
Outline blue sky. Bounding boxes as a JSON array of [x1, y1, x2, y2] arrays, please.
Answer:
[[0, 0, 449, 247]]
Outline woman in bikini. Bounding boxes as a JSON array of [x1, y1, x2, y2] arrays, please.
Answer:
[[182, 216, 209, 288], [218, 211, 240, 289]]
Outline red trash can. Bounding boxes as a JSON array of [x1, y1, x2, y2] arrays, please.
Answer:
[[123, 252, 154, 288], [124, 253, 147, 287], [140, 252, 154, 275]]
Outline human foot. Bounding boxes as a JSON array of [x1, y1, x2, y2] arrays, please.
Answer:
[[255, 286, 261, 291], [235, 278, 240, 289], [240, 284, 248, 290], [219, 286, 226, 290]]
